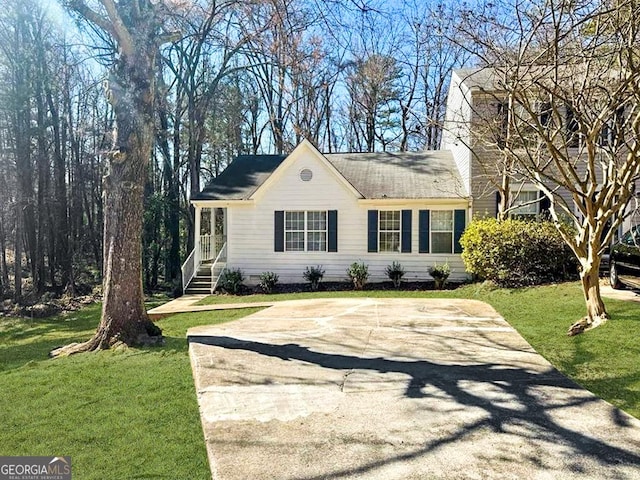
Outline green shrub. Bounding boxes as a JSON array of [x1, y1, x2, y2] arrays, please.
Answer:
[[303, 266, 325, 291], [460, 217, 576, 287], [385, 261, 406, 288], [347, 261, 369, 290], [259, 271, 279, 294], [428, 262, 451, 289], [218, 268, 244, 294]]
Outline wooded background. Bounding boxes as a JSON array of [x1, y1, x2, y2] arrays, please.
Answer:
[[0, 0, 470, 302]]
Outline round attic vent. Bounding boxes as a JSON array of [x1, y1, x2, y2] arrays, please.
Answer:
[[300, 168, 313, 182]]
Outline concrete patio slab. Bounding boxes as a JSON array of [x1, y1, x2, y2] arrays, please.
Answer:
[[188, 298, 640, 480]]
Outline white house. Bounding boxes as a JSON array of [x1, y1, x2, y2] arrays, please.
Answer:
[[183, 140, 470, 293]]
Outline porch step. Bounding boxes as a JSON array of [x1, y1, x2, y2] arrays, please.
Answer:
[[186, 282, 211, 295], [197, 262, 225, 276], [185, 287, 211, 295], [185, 262, 227, 295]]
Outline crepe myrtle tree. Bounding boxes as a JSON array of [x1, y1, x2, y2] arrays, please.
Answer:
[[51, 0, 178, 355], [457, 0, 640, 334]]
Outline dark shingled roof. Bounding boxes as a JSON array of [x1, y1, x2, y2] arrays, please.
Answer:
[[191, 155, 286, 201], [192, 150, 467, 201]]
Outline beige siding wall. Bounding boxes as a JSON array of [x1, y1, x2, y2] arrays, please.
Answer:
[[223, 148, 469, 284], [467, 91, 579, 219]]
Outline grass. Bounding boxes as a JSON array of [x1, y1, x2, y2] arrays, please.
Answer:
[[0, 304, 262, 480], [1, 282, 639, 479]]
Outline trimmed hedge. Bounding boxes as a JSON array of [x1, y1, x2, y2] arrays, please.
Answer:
[[460, 217, 577, 287]]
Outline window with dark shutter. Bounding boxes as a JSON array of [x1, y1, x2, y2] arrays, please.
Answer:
[[328, 210, 338, 252], [401, 210, 412, 253], [419, 210, 430, 253], [367, 210, 378, 252], [274, 211, 284, 252]]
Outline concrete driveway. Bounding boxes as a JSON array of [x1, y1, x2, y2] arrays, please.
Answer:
[[188, 298, 640, 480]]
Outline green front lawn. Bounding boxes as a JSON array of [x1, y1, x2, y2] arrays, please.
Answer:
[[1, 282, 638, 479], [0, 304, 262, 480]]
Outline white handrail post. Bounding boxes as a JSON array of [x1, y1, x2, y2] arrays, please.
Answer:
[[194, 205, 202, 268], [210, 242, 227, 293]]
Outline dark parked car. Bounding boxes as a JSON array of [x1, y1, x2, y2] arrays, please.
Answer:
[[610, 227, 640, 289]]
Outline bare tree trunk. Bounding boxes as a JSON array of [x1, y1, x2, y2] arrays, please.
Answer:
[[51, 0, 165, 356], [496, 171, 510, 222], [0, 216, 7, 295], [13, 202, 22, 304], [568, 255, 609, 336]]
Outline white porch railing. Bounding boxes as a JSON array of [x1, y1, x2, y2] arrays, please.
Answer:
[[200, 234, 214, 262], [181, 249, 197, 295], [200, 234, 228, 262], [210, 243, 228, 293]]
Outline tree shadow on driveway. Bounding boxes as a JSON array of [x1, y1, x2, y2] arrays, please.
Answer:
[[190, 334, 640, 479]]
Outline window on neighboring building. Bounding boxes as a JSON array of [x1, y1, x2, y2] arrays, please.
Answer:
[[539, 102, 552, 128], [512, 190, 539, 216], [566, 105, 580, 148], [284, 211, 327, 252], [379, 210, 401, 252], [431, 210, 454, 254], [496, 101, 509, 148], [599, 106, 625, 147]]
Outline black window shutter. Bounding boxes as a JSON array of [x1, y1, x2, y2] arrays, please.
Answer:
[[538, 191, 550, 216], [419, 210, 430, 253], [454, 209, 466, 254], [367, 210, 378, 252], [401, 210, 412, 253], [274, 211, 284, 252], [328, 210, 338, 252]]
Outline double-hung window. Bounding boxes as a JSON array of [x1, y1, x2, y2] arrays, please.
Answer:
[[284, 211, 327, 252], [306, 211, 327, 251], [367, 210, 411, 253], [379, 211, 401, 252], [275, 210, 337, 252], [431, 211, 454, 254], [285, 211, 306, 251], [512, 191, 539, 216]]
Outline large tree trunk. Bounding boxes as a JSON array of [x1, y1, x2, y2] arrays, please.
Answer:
[[51, 0, 164, 356], [568, 254, 609, 336]]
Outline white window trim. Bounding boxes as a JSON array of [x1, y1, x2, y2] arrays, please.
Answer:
[[284, 210, 328, 252], [378, 210, 402, 253], [430, 210, 455, 254], [511, 189, 540, 216]]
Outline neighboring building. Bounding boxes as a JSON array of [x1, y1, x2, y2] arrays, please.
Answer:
[[442, 68, 557, 219], [442, 67, 640, 230]]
